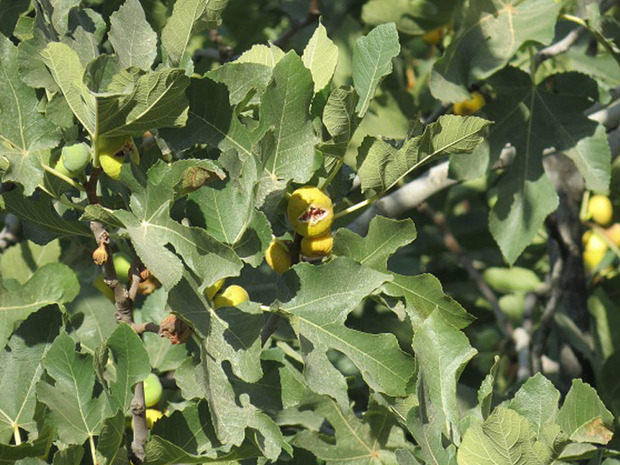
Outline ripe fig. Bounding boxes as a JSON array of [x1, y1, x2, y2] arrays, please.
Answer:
[[206, 278, 225, 300], [453, 91, 485, 116], [213, 285, 249, 308], [265, 239, 291, 273], [301, 231, 333, 258], [97, 136, 139, 179], [287, 187, 334, 237], [587, 195, 613, 226]]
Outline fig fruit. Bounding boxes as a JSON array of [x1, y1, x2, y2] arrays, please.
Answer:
[[265, 239, 291, 273], [143, 373, 163, 407], [97, 136, 139, 179], [300, 231, 333, 257], [113, 252, 131, 283], [206, 278, 225, 300], [61, 142, 91, 174], [453, 91, 485, 116], [213, 285, 249, 308], [587, 195, 613, 226], [287, 187, 334, 237]]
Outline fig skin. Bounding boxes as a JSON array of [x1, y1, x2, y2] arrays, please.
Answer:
[[265, 239, 292, 273], [453, 91, 485, 116], [588, 195, 613, 226], [206, 278, 225, 300], [214, 285, 250, 308], [97, 136, 139, 179], [287, 187, 334, 237], [301, 231, 333, 258]]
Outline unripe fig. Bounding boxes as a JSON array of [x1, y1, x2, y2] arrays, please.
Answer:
[[113, 252, 131, 283], [61, 142, 91, 174], [587, 195, 613, 226], [206, 278, 225, 300], [453, 91, 485, 116], [265, 239, 291, 273], [97, 136, 139, 179], [53, 157, 72, 177], [287, 187, 334, 237], [213, 285, 249, 308], [143, 373, 163, 407], [300, 231, 333, 258]]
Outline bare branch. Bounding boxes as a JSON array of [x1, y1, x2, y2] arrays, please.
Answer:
[[535, 26, 584, 67], [348, 161, 457, 235], [130, 382, 147, 463], [273, 0, 320, 49]]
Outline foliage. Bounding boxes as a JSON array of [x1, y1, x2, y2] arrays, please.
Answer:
[[1, 0, 619, 464]]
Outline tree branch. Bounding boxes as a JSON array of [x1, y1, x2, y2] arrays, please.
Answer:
[[416, 202, 513, 339], [130, 381, 147, 462], [273, 0, 320, 49]]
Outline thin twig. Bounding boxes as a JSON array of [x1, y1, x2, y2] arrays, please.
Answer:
[[273, 0, 320, 49], [534, 26, 584, 67], [534, 0, 616, 68], [416, 202, 513, 338]]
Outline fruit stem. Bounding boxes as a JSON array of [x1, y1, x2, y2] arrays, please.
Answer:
[[333, 194, 377, 220], [41, 163, 86, 192], [13, 424, 21, 445]]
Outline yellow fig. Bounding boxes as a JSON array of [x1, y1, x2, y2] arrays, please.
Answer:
[[265, 239, 291, 273], [287, 187, 334, 237], [587, 195, 613, 226], [300, 231, 333, 258], [583, 230, 608, 271], [453, 91, 485, 116], [97, 136, 139, 179], [206, 278, 226, 300], [213, 285, 249, 309], [584, 247, 606, 271], [604, 223, 620, 247]]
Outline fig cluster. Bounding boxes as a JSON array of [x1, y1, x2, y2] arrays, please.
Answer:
[[265, 187, 335, 274], [583, 194, 619, 271]]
